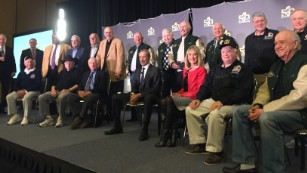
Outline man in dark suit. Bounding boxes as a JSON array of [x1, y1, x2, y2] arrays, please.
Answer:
[[66, 35, 85, 72], [104, 49, 162, 141], [82, 33, 100, 73], [68, 57, 108, 130], [0, 34, 16, 112], [19, 38, 44, 72]]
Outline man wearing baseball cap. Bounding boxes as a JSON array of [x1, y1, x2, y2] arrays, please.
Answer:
[[6, 56, 42, 125], [184, 38, 254, 165]]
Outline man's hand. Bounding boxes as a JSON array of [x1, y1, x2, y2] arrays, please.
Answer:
[[114, 72, 121, 80], [60, 89, 68, 94], [171, 63, 179, 69], [78, 91, 85, 99], [0, 56, 5, 62], [16, 90, 26, 97], [210, 101, 223, 111], [50, 89, 57, 97], [129, 93, 141, 104], [249, 107, 264, 122], [188, 100, 201, 109], [172, 92, 182, 97]]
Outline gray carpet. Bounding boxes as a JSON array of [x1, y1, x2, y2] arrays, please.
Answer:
[[0, 111, 305, 173]]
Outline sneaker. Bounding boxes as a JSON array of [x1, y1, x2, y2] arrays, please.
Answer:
[[185, 144, 208, 154], [55, 116, 63, 128], [20, 117, 29, 125], [7, 114, 21, 125], [39, 117, 54, 127], [203, 152, 223, 165]]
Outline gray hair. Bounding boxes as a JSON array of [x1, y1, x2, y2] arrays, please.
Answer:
[[162, 28, 173, 36], [252, 12, 267, 22]]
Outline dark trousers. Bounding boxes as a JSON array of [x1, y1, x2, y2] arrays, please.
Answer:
[[161, 70, 177, 98], [46, 67, 58, 114], [161, 97, 182, 130], [0, 77, 11, 111], [107, 80, 124, 119], [68, 93, 101, 121], [112, 92, 159, 132]]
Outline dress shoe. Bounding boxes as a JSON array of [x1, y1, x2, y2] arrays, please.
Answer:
[[168, 129, 180, 147], [71, 116, 82, 130], [155, 130, 171, 147], [223, 164, 256, 173], [139, 131, 149, 141], [79, 121, 90, 129], [203, 151, 223, 165], [20, 116, 29, 125], [104, 127, 123, 135]]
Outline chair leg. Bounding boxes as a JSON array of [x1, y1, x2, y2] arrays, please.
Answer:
[[301, 138, 305, 170], [157, 108, 161, 135], [122, 105, 127, 127], [295, 137, 299, 156]]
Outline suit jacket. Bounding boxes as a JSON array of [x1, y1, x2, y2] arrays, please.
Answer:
[[42, 43, 71, 78], [20, 48, 43, 72], [132, 64, 162, 97], [78, 70, 108, 97], [0, 46, 16, 79], [82, 45, 99, 73], [96, 38, 126, 81], [66, 47, 85, 72]]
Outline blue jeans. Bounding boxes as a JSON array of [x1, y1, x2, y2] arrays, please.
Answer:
[[232, 105, 305, 173]]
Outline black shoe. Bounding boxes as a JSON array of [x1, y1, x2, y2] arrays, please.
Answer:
[[71, 116, 82, 130], [155, 130, 171, 147], [104, 127, 123, 135], [139, 130, 149, 141], [78, 120, 90, 129], [223, 164, 257, 173], [126, 118, 138, 122], [168, 129, 180, 147]]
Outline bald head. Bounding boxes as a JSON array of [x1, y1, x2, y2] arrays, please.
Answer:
[[274, 30, 300, 63], [212, 23, 225, 39]]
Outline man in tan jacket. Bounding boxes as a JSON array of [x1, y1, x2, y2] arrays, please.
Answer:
[[96, 26, 126, 118], [42, 34, 71, 90]]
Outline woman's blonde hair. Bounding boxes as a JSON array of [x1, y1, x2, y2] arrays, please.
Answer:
[[184, 45, 204, 69]]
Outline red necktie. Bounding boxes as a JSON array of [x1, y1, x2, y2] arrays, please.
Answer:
[[51, 45, 58, 70], [31, 49, 36, 59]]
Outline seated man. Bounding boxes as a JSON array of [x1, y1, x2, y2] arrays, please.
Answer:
[[185, 38, 254, 165], [223, 30, 307, 173], [104, 49, 162, 141], [68, 57, 107, 129], [6, 56, 42, 125], [38, 55, 80, 127]]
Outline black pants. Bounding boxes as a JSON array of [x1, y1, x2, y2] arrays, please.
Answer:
[[0, 77, 11, 111], [161, 70, 178, 98], [107, 80, 124, 119]]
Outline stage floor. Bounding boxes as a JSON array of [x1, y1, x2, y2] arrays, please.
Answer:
[[0, 112, 305, 173]]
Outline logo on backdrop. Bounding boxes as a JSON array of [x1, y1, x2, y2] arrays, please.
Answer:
[[281, 6, 295, 18], [127, 31, 133, 39], [203, 17, 214, 27], [224, 30, 232, 36], [172, 22, 180, 32], [238, 12, 250, 24], [240, 45, 245, 60], [148, 27, 155, 36]]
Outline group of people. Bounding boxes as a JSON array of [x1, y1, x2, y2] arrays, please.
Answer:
[[0, 8, 306, 173]]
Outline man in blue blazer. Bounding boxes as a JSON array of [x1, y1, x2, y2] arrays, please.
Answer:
[[66, 35, 85, 72], [104, 49, 162, 141]]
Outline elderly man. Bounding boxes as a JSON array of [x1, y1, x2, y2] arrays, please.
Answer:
[[20, 38, 44, 72], [38, 55, 80, 128], [66, 35, 85, 72], [42, 34, 71, 91], [157, 28, 176, 98], [184, 38, 253, 165], [205, 23, 236, 71], [96, 26, 126, 118], [104, 49, 162, 141], [244, 12, 279, 89], [223, 30, 307, 173], [68, 57, 108, 129], [6, 56, 42, 125], [0, 34, 16, 113], [83, 33, 100, 73], [169, 21, 205, 92], [291, 9, 307, 54]]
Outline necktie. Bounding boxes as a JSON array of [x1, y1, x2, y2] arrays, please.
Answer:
[[177, 37, 185, 62], [51, 45, 58, 70], [85, 72, 94, 91], [31, 49, 36, 59], [130, 48, 138, 72], [140, 68, 145, 86], [163, 45, 172, 70]]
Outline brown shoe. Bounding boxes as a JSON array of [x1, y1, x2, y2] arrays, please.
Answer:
[[185, 144, 208, 154], [203, 152, 223, 165]]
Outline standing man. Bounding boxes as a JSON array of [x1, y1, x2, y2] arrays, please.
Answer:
[[6, 56, 41, 125], [66, 35, 85, 72], [0, 34, 16, 113], [20, 38, 44, 72], [68, 57, 108, 129], [83, 33, 100, 73], [104, 49, 162, 141], [169, 21, 205, 92], [96, 26, 126, 117], [205, 23, 236, 71], [223, 30, 307, 173], [290, 9, 307, 54], [157, 28, 176, 98], [244, 12, 279, 89], [185, 38, 253, 165], [42, 34, 71, 91]]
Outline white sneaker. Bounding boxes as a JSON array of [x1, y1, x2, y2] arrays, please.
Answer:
[[7, 114, 21, 125], [55, 116, 63, 128], [21, 117, 29, 125], [39, 117, 54, 127]]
